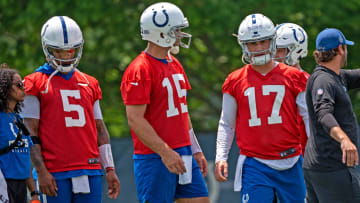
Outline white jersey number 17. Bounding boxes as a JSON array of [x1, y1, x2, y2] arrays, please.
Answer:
[[244, 85, 285, 127]]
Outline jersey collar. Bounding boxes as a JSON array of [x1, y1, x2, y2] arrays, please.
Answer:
[[35, 63, 75, 80]]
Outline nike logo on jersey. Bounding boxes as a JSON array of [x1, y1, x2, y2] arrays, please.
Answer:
[[78, 83, 89, 86], [130, 82, 139, 86]]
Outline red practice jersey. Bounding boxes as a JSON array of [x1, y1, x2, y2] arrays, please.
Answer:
[[24, 69, 102, 172], [121, 52, 191, 154], [223, 63, 307, 159]]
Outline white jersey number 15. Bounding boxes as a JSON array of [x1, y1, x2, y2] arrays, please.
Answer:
[[162, 74, 188, 118]]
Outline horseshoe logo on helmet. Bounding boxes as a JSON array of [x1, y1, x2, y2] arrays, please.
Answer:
[[293, 28, 306, 44], [297, 28, 306, 44], [152, 9, 169, 27]]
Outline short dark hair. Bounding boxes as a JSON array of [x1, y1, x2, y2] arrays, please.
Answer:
[[0, 63, 22, 113], [313, 45, 344, 64]]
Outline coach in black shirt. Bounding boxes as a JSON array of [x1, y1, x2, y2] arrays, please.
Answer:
[[304, 28, 360, 203]]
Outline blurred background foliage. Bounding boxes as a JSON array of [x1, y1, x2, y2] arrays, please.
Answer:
[[1, 0, 360, 137]]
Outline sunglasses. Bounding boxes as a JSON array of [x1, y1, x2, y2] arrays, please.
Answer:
[[13, 81, 25, 89]]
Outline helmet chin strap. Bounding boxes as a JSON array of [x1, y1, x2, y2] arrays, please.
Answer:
[[167, 49, 173, 63], [50, 59, 75, 73], [57, 64, 74, 73], [167, 45, 180, 63], [170, 46, 180, 55], [250, 53, 271, 65], [41, 69, 59, 94], [285, 56, 296, 66], [41, 60, 77, 94], [41, 68, 89, 94]]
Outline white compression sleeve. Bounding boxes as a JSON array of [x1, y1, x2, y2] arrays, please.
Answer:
[[189, 128, 202, 154], [99, 144, 115, 169], [21, 95, 40, 119], [296, 92, 310, 137], [93, 100, 103, 120], [215, 93, 237, 163]]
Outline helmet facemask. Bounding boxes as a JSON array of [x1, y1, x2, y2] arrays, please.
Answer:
[[281, 44, 297, 66], [169, 22, 191, 54], [43, 44, 83, 73], [237, 14, 276, 66], [168, 19, 192, 49], [240, 35, 276, 65], [274, 23, 308, 66], [273, 46, 291, 64]]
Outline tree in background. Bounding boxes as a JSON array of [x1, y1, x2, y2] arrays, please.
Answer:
[[1, 0, 360, 137]]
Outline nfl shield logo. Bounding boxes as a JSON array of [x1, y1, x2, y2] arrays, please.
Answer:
[[317, 88, 324, 95]]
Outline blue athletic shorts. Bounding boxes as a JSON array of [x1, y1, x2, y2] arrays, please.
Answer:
[[134, 147, 208, 203], [241, 157, 306, 203], [44, 175, 102, 203]]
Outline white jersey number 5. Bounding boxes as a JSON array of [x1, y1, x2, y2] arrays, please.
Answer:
[[60, 90, 86, 127], [162, 74, 188, 118], [244, 85, 285, 127]]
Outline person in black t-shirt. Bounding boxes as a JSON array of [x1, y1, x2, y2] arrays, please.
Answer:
[[304, 28, 360, 203]]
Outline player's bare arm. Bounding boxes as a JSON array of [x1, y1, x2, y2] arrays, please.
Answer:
[[95, 119, 121, 199], [214, 161, 228, 181], [126, 104, 186, 175], [24, 118, 58, 197], [26, 174, 40, 201], [96, 119, 111, 145]]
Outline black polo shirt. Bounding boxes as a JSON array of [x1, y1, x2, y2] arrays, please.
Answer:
[[303, 65, 360, 171]]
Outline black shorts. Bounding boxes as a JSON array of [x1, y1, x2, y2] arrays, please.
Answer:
[[303, 168, 360, 203], [6, 179, 27, 203]]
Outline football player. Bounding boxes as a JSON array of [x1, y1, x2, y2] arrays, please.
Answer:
[[274, 23, 310, 156], [120, 2, 209, 203], [21, 16, 120, 203], [215, 14, 307, 203]]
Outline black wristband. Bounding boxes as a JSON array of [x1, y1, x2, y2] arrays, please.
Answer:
[[31, 136, 41, 145], [31, 190, 40, 197]]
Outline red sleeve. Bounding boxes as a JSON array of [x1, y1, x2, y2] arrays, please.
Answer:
[[222, 74, 234, 96], [184, 73, 191, 91], [281, 64, 308, 96], [120, 63, 152, 105], [93, 78, 102, 101], [78, 73, 102, 102], [292, 70, 308, 95], [24, 73, 41, 99]]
